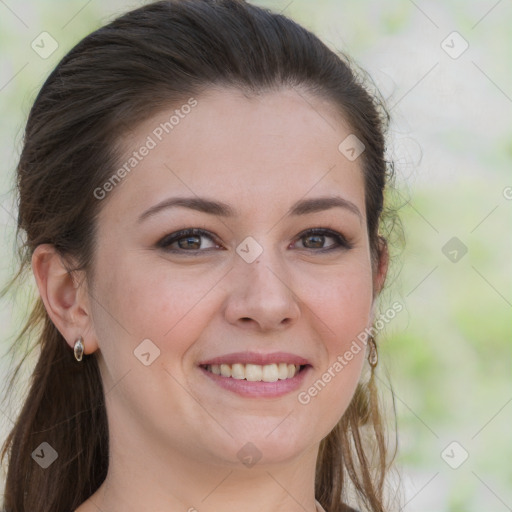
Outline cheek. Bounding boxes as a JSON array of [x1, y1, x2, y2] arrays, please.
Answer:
[[298, 261, 374, 342], [92, 252, 220, 355], [296, 263, 372, 412]]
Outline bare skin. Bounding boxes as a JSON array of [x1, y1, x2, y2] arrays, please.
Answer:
[[33, 87, 387, 512]]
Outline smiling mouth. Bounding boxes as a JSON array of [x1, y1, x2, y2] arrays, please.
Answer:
[[200, 363, 308, 382]]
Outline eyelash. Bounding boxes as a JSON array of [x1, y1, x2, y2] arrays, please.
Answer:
[[156, 227, 353, 254]]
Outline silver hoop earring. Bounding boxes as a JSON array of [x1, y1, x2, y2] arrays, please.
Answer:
[[74, 336, 84, 362]]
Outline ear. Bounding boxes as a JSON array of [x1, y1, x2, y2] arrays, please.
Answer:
[[31, 244, 98, 355], [373, 235, 389, 296], [369, 236, 389, 322]]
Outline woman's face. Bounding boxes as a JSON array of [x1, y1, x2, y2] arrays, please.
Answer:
[[85, 87, 384, 469]]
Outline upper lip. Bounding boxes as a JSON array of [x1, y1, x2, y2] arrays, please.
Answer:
[[198, 351, 311, 367]]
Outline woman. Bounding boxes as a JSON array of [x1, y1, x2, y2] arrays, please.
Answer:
[[0, 1, 399, 511]]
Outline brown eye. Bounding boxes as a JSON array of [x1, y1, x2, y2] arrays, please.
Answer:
[[301, 233, 330, 249], [158, 228, 220, 252], [176, 234, 201, 250], [295, 228, 352, 252], [157, 227, 352, 255]]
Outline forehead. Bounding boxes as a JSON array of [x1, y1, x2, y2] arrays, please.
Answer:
[[99, 87, 366, 224]]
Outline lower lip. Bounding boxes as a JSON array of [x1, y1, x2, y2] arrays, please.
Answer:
[[198, 365, 311, 398]]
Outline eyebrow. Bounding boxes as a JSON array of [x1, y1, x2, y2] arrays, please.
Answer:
[[137, 195, 363, 223]]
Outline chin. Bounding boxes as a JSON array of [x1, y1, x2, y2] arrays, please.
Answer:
[[219, 429, 312, 468]]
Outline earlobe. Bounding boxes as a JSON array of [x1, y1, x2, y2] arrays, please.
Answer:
[[31, 244, 97, 354]]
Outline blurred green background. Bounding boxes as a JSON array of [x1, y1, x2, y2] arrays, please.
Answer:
[[1, 1, 511, 510]]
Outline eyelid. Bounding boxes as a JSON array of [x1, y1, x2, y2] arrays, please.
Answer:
[[156, 227, 353, 253], [156, 228, 221, 250], [293, 227, 353, 251]]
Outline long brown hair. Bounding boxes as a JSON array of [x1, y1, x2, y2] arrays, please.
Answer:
[[0, 1, 399, 511]]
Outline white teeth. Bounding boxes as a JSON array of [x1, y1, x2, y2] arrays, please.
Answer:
[[231, 363, 245, 380], [262, 363, 279, 382], [220, 364, 231, 377], [206, 363, 302, 382], [278, 363, 288, 380], [245, 364, 263, 381]]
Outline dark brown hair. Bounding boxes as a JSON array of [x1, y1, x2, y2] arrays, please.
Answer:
[[0, 1, 399, 511]]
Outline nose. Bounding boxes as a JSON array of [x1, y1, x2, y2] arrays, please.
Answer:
[[223, 252, 301, 333]]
